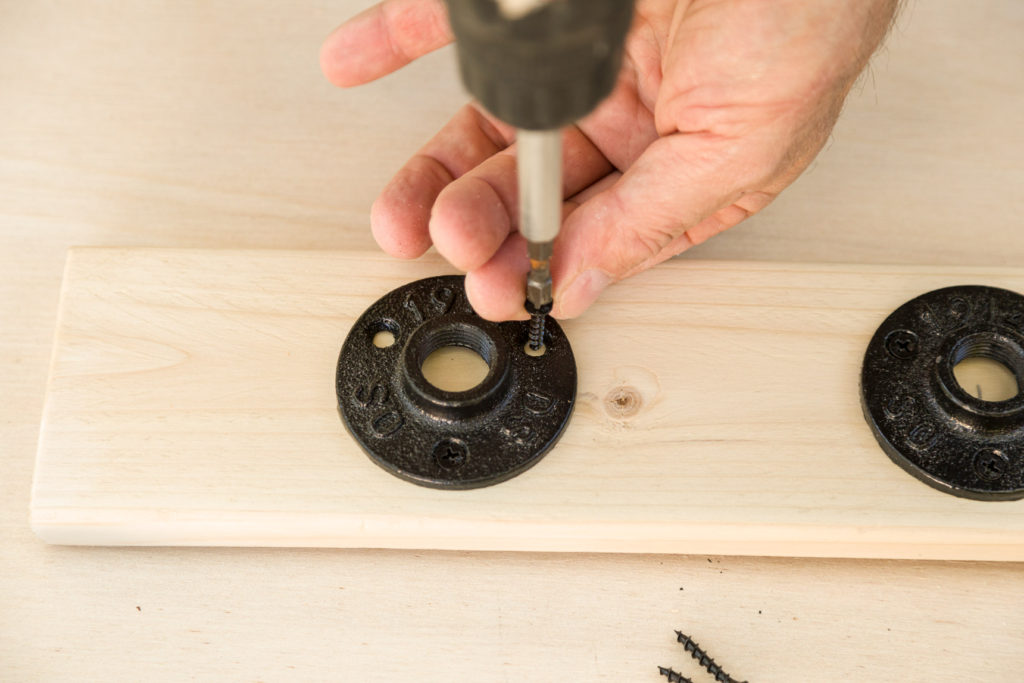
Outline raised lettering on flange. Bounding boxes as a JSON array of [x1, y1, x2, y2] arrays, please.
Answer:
[[907, 422, 937, 449], [883, 394, 915, 420], [431, 285, 456, 314], [524, 390, 556, 415], [371, 411, 405, 436], [403, 294, 424, 323], [949, 296, 970, 324], [501, 415, 535, 446], [355, 383, 389, 408]]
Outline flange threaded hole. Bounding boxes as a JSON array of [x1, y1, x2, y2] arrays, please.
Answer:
[[417, 324, 494, 393], [951, 335, 1023, 402]]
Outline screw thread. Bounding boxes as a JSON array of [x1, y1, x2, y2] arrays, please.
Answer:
[[657, 666, 694, 683], [675, 632, 746, 683], [527, 312, 547, 350]]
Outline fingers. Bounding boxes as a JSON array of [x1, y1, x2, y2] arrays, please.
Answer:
[[429, 126, 614, 271], [458, 200, 585, 321], [464, 233, 531, 321], [371, 104, 514, 259], [370, 155, 450, 259], [320, 0, 451, 88], [550, 132, 774, 319], [681, 192, 774, 247], [613, 190, 776, 281], [376, 118, 613, 269], [439, 126, 614, 319], [429, 154, 516, 271]]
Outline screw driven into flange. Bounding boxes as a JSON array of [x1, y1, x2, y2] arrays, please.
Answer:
[[527, 313, 545, 351], [675, 632, 747, 683], [525, 300, 552, 352]]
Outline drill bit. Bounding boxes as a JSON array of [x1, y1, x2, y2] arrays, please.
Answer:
[[517, 129, 561, 351], [442, 1, 634, 351], [525, 237, 552, 351]]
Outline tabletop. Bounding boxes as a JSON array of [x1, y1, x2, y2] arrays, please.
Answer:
[[2, 1, 1022, 680]]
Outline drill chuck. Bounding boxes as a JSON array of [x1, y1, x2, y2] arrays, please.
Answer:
[[444, 0, 634, 130]]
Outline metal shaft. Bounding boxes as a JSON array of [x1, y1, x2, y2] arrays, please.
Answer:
[[517, 128, 561, 310], [517, 128, 561, 245]]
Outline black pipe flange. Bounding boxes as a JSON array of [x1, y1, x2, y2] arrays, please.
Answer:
[[861, 285, 1024, 500], [336, 275, 576, 489]]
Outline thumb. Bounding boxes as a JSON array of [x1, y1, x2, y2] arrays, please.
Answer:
[[550, 133, 776, 318]]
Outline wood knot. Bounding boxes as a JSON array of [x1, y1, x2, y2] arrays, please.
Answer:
[[604, 385, 642, 419]]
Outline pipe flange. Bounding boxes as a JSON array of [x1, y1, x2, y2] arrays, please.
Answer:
[[861, 285, 1024, 500], [336, 275, 576, 489]]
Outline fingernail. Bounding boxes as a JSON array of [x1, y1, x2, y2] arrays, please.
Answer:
[[554, 269, 612, 318]]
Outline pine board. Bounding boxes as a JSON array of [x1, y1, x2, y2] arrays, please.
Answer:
[[30, 248, 1024, 559]]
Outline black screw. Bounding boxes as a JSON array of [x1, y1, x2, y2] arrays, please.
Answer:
[[974, 448, 1009, 481], [675, 632, 747, 683], [657, 666, 694, 683], [432, 439, 467, 469], [528, 313, 546, 350], [884, 329, 919, 360], [525, 300, 552, 352]]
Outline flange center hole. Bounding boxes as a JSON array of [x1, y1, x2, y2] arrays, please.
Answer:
[[954, 356, 1019, 402], [421, 346, 490, 392]]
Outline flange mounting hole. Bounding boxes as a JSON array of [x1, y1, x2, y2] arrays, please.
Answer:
[[954, 356, 1019, 402], [372, 330, 395, 348], [370, 319, 400, 348], [523, 342, 546, 357], [421, 346, 490, 392]]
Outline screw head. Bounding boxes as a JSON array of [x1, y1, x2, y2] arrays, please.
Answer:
[[884, 329, 919, 360], [973, 448, 1009, 481], [433, 438, 468, 470]]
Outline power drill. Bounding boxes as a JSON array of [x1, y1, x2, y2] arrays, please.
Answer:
[[443, 0, 634, 348]]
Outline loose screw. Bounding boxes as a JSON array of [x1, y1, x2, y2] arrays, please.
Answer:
[[657, 666, 694, 683], [675, 632, 747, 683]]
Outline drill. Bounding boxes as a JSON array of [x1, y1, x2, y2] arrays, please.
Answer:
[[443, 0, 634, 348]]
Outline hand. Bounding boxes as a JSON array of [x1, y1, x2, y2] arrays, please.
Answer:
[[321, 0, 898, 320]]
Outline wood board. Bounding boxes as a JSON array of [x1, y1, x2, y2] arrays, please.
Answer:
[[30, 247, 1024, 560]]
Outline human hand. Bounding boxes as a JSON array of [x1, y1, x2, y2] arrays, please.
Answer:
[[321, 0, 898, 320]]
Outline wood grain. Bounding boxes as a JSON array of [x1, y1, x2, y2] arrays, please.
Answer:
[[32, 248, 1024, 559]]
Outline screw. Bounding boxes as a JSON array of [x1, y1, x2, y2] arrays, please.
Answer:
[[675, 632, 747, 683], [657, 666, 694, 683], [884, 329, 919, 360], [973, 448, 1009, 481], [528, 313, 546, 351], [525, 300, 552, 352], [432, 439, 467, 469]]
